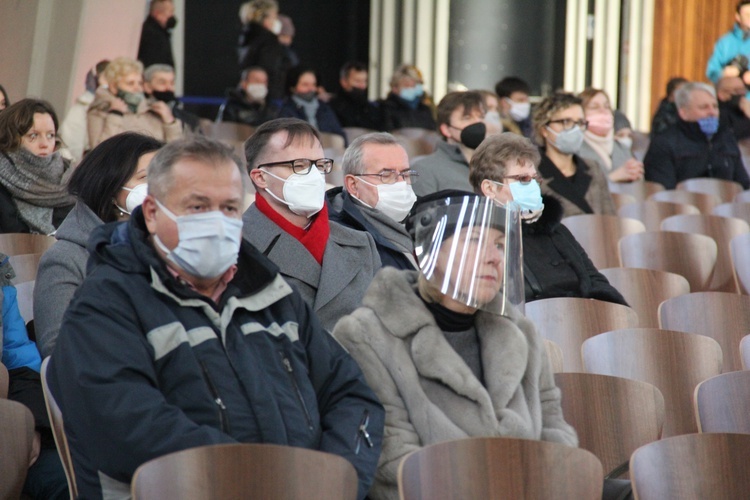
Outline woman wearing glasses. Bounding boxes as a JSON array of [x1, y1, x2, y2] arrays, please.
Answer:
[[471, 132, 626, 305], [0, 99, 75, 234], [531, 91, 616, 217]]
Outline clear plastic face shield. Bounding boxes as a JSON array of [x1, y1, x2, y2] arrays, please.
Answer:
[[409, 195, 523, 315]]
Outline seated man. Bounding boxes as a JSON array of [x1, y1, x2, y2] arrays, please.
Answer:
[[495, 76, 533, 138], [243, 118, 382, 330], [651, 77, 688, 137], [48, 136, 384, 499], [143, 63, 201, 132], [220, 66, 279, 126], [412, 91, 487, 197], [330, 61, 382, 130], [716, 75, 750, 140], [644, 82, 750, 189], [326, 132, 417, 270]]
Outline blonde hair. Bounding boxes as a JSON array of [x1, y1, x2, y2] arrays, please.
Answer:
[[390, 64, 423, 88], [239, 0, 278, 24], [104, 57, 144, 88]]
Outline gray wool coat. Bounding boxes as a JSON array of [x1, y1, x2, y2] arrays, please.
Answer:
[[35, 201, 102, 357], [333, 268, 578, 500], [242, 203, 381, 331]]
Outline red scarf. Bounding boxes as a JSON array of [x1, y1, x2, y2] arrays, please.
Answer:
[[254, 193, 330, 265]]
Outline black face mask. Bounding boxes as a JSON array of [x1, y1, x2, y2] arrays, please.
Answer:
[[730, 94, 744, 108], [165, 16, 177, 30], [295, 91, 317, 102], [151, 90, 176, 103], [347, 87, 368, 102], [459, 122, 487, 150]]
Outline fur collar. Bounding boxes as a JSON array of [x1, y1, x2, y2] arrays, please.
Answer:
[[523, 195, 564, 234]]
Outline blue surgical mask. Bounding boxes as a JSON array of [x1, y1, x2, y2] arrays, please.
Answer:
[[414, 83, 425, 98], [399, 87, 420, 102], [698, 116, 719, 136], [490, 180, 545, 221]]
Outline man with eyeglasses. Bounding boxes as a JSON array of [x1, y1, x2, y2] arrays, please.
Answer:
[[327, 132, 418, 270], [243, 118, 382, 331], [412, 91, 487, 197]]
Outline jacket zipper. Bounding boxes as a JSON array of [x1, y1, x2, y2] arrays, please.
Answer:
[[354, 409, 373, 455], [200, 361, 231, 434], [279, 351, 314, 431]]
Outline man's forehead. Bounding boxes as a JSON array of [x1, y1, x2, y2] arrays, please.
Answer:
[[152, 71, 174, 82], [362, 143, 408, 171], [265, 130, 322, 154]]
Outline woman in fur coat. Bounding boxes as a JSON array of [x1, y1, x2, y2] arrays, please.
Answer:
[[333, 191, 578, 500]]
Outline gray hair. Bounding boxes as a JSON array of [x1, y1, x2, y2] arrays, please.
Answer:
[[144, 64, 175, 83], [341, 132, 402, 177], [148, 135, 246, 200], [675, 82, 716, 110]]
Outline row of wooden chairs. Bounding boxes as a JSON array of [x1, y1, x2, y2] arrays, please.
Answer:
[[608, 177, 746, 205]]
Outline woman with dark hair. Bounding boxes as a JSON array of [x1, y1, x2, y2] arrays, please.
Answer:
[[0, 84, 9, 111], [278, 66, 345, 141], [34, 132, 163, 357], [0, 98, 75, 233]]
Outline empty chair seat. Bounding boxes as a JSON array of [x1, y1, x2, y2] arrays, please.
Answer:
[[618, 200, 700, 232], [7, 253, 43, 285], [342, 127, 377, 144], [619, 231, 717, 292], [649, 190, 721, 214], [525, 297, 639, 372], [600, 267, 690, 328], [610, 192, 636, 210], [695, 371, 750, 433], [582, 328, 722, 437], [712, 201, 750, 226], [608, 180, 664, 202], [676, 177, 744, 204], [732, 233, 750, 295], [0, 234, 56, 256], [561, 214, 646, 269], [735, 190, 750, 203]]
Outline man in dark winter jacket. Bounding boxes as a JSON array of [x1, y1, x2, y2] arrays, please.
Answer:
[[644, 81, 750, 189], [47, 136, 384, 499]]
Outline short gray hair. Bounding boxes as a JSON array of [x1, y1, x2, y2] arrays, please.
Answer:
[[144, 64, 175, 83], [148, 135, 246, 200], [341, 132, 401, 177], [675, 82, 716, 110]]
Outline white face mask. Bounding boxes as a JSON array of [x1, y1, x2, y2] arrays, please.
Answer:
[[121, 183, 148, 214], [506, 99, 531, 121], [153, 199, 243, 279], [245, 83, 268, 101], [271, 18, 282, 35], [484, 111, 502, 129], [262, 167, 326, 218], [356, 178, 417, 222], [617, 136, 633, 151]]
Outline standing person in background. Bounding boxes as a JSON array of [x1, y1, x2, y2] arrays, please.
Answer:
[[278, 67, 345, 142], [651, 77, 688, 137], [238, 0, 287, 103], [707, 1, 750, 85], [577, 88, 644, 183], [330, 61, 382, 130], [137, 0, 176, 69], [380, 64, 436, 131], [495, 76, 534, 138], [59, 59, 109, 162], [277, 14, 300, 71]]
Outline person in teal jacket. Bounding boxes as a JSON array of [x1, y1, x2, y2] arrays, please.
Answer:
[[707, 1, 750, 85]]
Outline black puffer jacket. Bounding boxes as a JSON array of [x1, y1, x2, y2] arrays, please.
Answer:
[[238, 23, 287, 102], [48, 208, 384, 499], [644, 117, 750, 189], [522, 196, 627, 305]]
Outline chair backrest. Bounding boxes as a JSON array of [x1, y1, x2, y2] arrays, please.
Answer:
[[554, 372, 664, 478], [659, 291, 750, 372], [40, 357, 78, 498], [391, 128, 439, 159], [741, 334, 750, 369], [607, 179, 664, 202], [561, 214, 646, 269], [14, 280, 35, 323], [630, 131, 650, 161], [732, 233, 750, 295], [7, 252, 43, 285], [695, 371, 750, 433], [661, 214, 750, 293], [609, 192, 637, 210], [617, 200, 700, 231], [600, 267, 690, 328], [735, 190, 750, 203], [649, 189, 721, 214], [203, 121, 255, 143], [712, 201, 750, 226], [618, 231, 718, 292], [342, 127, 377, 144], [582, 328, 723, 437], [0, 233, 56, 256], [131, 443, 358, 500], [544, 338, 563, 373], [398, 437, 603, 500], [630, 433, 750, 500], [525, 297, 639, 372], [0, 398, 36, 500], [676, 178, 744, 204]]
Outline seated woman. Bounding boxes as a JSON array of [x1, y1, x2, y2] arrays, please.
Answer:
[[87, 56, 182, 148], [333, 190, 578, 500], [470, 132, 626, 305], [34, 132, 163, 357], [577, 88, 644, 183], [278, 66, 345, 142], [380, 64, 437, 132], [532, 91, 616, 217], [0, 99, 75, 234]]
